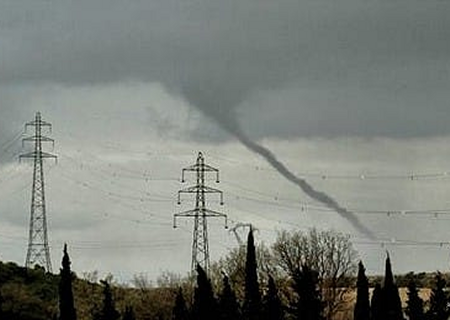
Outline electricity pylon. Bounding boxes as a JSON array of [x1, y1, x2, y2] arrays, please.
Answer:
[[174, 152, 227, 274], [20, 112, 57, 272], [230, 223, 257, 247]]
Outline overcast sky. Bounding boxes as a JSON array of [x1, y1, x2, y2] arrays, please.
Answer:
[[0, 0, 450, 283]]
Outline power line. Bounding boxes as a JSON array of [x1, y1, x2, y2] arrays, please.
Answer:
[[221, 179, 450, 217], [353, 239, 450, 248], [59, 154, 177, 200], [54, 150, 450, 219], [55, 133, 450, 183], [53, 127, 450, 182], [210, 154, 450, 181], [54, 170, 172, 226], [0, 129, 24, 163], [53, 154, 450, 223], [58, 156, 450, 222], [0, 129, 23, 152], [226, 190, 450, 218], [56, 169, 173, 206]]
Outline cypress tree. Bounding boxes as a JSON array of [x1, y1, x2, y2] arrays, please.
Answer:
[[354, 261, 370, 320], [426, 272, 449, 320], [405, 278, 424, 320], [370, 283, 382, 320], [262, 275, 284, 320], [59, 244, 77, 320], [381, 254, 403, 320], [122, 306, 136, 320], [219, 275, 241, 320], [172, 287, 189, 320], [99, 280, 120, 320], [291, 265, 324, 320], [384, 253, 394, 287], [0, 288, 3, 319], [192, 265, 217, 320], [243, 229, 261, 320]]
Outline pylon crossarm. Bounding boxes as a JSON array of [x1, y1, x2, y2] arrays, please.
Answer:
[[41, 152, 57, 160], [230, 222, 254, 232], [200, 163, 219, 173], [179, 185, 200, 194], [182, 164, 199, 172], [202, 208, 227, 217], [173, 209, 228, 228], [202, 209, 228, 228], [182, 163, 218, 172], [178, 186, 224, 204], [177, 187, 197, 203], [173, 209, 199, 228], [202, 186, 224, 204], [174, 208, 199, 217], [25, 121, 52, 129], [22, 136, 55, 146], [201, 186, 223, 194], [19, 152, 39, 162], [20, 151, 57, 160], [182, 164, 218, 180], [179, 185, 223, 194], [202, 164, 220, 182]]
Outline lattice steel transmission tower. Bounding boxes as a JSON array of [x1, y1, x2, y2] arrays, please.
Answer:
[[230, 223, 257, 247], [174, 152, 227, 274], [20, 112, 57, 272]]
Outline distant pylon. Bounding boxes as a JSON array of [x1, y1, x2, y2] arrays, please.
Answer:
[[174, 152, 227, 274], [230, 223, 257, 247], [20, 112, 57, 272]]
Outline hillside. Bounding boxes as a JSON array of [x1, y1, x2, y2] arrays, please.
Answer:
[[0, 260, 178, 320], [0, 259, 447, 320]]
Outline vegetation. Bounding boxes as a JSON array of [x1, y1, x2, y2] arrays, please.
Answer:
[[262, 275, 283, 320], [59, 244, 77, 320], [290, 265, 324, 320], [172, 288, 189, 320], [0, 262, 59, 320], [426, 272, 449, 320], [218, 275, 241, 320], [353, 261, 369, 320], [272, 228, 357, 319], [243, 229, 261, 320], [192, 265, 217, 320], [405, 277, 424, 320], [122, 306, 136, 320], [96, 280, 120, 320], [380, 254, 403, 320], [1, 228, 450, 320]]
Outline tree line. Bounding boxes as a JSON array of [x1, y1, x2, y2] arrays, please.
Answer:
[[1, 228, 450, 319], [172, 231, 450, 320]]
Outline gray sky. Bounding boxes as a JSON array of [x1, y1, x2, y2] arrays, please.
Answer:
[[0, 0, 450, 282]]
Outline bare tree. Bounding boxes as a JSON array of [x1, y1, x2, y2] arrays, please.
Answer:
[[210, 242, 277, 300], [272, 228, 357, 320]]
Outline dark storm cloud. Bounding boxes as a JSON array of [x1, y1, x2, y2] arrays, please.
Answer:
[[0, 0, 449, 139]]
